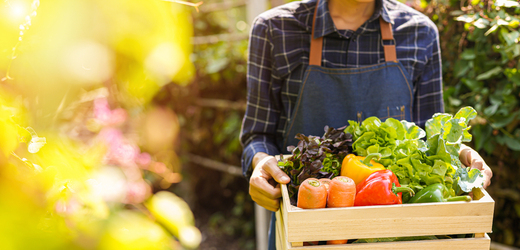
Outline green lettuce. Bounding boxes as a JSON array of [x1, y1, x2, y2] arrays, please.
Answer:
[[348, 106, 484, 201], [345, 117, 426, 167]]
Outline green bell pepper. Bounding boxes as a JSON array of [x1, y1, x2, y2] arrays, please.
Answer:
[[407, 183, 471, 203]]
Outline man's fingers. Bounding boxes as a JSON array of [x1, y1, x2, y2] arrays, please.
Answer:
[[250, 192, 280, 211], [250, 175, 282, 199], [249, 153, 291, 211], [262, 157, 291, 184], [249, 182, 280, 211]]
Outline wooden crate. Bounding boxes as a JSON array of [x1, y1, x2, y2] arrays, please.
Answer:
[[275, 176, 494, 249]]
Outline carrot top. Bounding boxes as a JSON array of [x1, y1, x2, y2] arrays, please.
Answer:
[[297, 178, 327, 209]]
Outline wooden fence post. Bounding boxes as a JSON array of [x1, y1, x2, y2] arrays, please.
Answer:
[[246, 0, 268, 27], [245, 2, 271, 249]]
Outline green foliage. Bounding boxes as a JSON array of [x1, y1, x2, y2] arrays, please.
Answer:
[[420, 0, 520, 246], [437, 0, 520, 154]]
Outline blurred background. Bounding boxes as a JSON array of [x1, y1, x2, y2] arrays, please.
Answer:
[[0, 0, 519, 249]]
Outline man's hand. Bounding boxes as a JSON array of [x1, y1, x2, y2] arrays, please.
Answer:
[[249, 152, 290, 212], [459, 145, 493, 189]]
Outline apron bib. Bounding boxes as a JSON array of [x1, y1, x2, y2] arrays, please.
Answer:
[[282, 4, 414, 151]]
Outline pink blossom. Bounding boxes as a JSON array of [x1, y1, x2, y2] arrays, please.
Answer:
[[135, 152, 152, 167], [93, 98, 127, 126], [124, 181, 151, 204], [93, 98, 112, 124], [109, 108, 127, 125], [98, 127, 124, 146], [98, 128, 139, 166], [110, 142, 139, 166], [54, 198, 80, 215]]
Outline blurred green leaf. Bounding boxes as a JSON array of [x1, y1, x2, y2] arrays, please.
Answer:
[[462, 79, 482, 91], [485, 24, 499, 36], [505, 68, 520, 86], [473, 18, 490, 29], [491, 112, 519, 128], [454, 61, 472, 77], [206, 58, 230, 74], [483, 103, 499, 116], [460, 49, 476, 60], [503, 136, 520, 151], [456, 14, 476, 23], [500, 29, 520, 46], [448, 96, 462, 106], [476, 66, 503, 80], [473, 125, 492, 151]]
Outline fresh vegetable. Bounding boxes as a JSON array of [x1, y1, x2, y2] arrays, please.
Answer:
[[327, 176, 356, 208], [407, 183, 471, 203], [345, 117, 426, 167], [346, 106, 485, 202], [423, 107, 484, 195], [352, 235, 440, 243], [354, 170, 415, 206], [278, 126, 353, 204], [326, 176, 354, 245], [325, 176, 352, 245], [326, 239, 348, 245], [340, 153, 385, 184], [319, 178, 331, 192], [297, 178, 328, 209]]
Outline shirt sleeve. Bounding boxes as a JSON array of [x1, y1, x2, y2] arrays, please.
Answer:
[[413, 22, 445, 128], [240, 16, 282, 180]]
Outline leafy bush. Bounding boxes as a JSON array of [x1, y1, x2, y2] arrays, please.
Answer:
[[419, 0, 520, 246]]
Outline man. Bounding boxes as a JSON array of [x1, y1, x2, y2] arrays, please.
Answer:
[[240, 0, 492, 248]]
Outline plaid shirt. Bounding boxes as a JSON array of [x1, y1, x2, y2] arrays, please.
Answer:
[[240, 0, 444, 179]]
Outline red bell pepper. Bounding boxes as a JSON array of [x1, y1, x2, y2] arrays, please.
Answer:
[[354, 169, 415, 206]]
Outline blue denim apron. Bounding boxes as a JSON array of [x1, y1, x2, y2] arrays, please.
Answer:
[[282, 20, 414, 150], [268, 3, 414, 249]]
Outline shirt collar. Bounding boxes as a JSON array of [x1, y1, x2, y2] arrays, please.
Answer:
[[312, 0, 393, 39]]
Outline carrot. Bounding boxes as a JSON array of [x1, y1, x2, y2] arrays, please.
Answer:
[[303, 241, 319, 246], [297, 178, 327, 209], [327, 176, 356, 208], [319, 178, 331, 193], [325, 176, 355, 245], [326, 239, 348, 245]]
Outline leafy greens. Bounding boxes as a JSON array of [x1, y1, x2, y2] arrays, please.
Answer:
[[277, 106, 484, 204], [277, 126, 353, 202], [345, 106, 484, 201]]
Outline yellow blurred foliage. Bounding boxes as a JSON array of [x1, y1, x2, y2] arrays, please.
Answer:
[[1, 0, 194, 126], [0, 0, 199, 249]]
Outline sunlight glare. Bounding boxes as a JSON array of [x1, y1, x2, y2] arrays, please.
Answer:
[[63, 41, 114, 85], [9, 1, 27, 19], [144, 42, 184, 87]]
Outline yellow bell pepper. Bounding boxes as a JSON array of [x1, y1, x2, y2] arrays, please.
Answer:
[[340, 153, 385, 185]]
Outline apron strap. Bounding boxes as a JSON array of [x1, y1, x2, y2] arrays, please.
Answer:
[[309, 2, 398, 65], [379, 17, 397, 62], [309, 0, 323, 66]]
